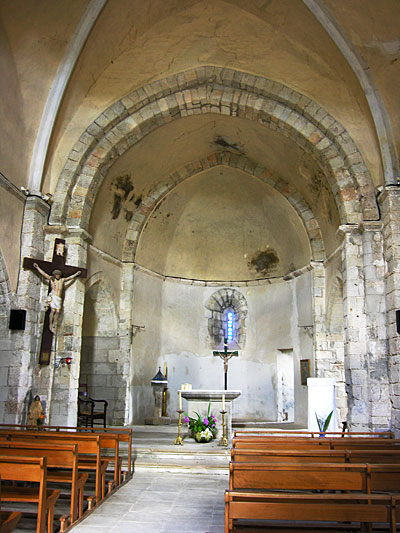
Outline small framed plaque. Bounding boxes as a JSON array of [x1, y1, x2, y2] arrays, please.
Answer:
[[300, 359, 310, 386]]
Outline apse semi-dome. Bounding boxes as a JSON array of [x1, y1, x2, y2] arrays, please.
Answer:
[[135, 166, 312, 281]]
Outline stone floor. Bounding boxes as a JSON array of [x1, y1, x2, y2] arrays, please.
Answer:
[[70, 470, 228, 533]]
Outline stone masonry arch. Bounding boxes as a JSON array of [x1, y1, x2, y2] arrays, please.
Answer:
[[49, 67, 378, 232], [206, 288, 248, 349], [122, 151, 325, 263]]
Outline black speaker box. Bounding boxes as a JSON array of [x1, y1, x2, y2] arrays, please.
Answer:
[[9, 309, 26, 330]]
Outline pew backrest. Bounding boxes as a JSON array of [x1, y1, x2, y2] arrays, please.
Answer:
[[0, 456, 47, 532]]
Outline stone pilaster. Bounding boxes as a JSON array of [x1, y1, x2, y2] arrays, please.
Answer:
[[338, 224, 370, 430], [360, 221, 390, 429], [379, 186, 400, 435], [119, 263, 134, 424], [311, 261, 328, 375], [9, 196, 50, 423], [311, 261, 347, 424], [47, 227, 90, 426]]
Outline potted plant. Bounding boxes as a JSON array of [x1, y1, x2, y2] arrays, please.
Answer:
[[184, 403, 218, 442], [315, 410, 333, 436]]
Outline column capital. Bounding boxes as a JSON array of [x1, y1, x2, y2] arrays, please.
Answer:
[[359, 220, 383, 233], [377, 184, 400, 204], [24, 194, 51, 217], [45, 224, 68, 236], [65, 227, 92, 244], [336, 224, 360, 241]]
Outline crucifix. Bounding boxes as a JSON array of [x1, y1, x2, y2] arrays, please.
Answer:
[[23, 238, 87, 365], [213, 338, 238, 390]]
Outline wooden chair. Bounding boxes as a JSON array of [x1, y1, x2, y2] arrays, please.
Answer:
[[77, 388, 108, 428]]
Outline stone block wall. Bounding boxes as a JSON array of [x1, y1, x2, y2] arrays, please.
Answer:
[[80, 336, 125, 425]]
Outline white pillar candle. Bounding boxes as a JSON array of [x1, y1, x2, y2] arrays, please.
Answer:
[[222, 394, 225, 411], [179, 391, 182, 409]]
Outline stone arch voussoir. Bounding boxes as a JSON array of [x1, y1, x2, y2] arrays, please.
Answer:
[[50, 67, 378, 232]]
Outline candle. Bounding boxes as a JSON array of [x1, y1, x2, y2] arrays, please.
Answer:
[[164, 361, 167, 378], [179, 391, 182, 409], [222, 394, 225, 411]]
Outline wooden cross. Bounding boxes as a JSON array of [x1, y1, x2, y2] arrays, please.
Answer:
[[213, 338, 238, 390], [23, 238, 87, 365]]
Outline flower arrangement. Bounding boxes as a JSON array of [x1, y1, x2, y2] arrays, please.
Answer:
[[184, 403, 218, 442]]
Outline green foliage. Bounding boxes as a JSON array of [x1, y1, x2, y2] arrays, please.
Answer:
[[184, 402, 218, 439], [315, 410, 333, 432]]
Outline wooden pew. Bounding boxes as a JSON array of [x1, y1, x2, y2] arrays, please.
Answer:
[[0, 456, 59, 533], [0, 510, 21, 533], [0, 475, 21, 533], [0, 432, 105, 505], [0, 428, 122, 489], [232, 435, 400, 450], [0, 441, 86, 526], [0, 424, 132, 479], [0, 424, 133, 479], [234, 429, 394, 438], [225, 491, 400, 533], [229, 461, 400, 493], [231, 447, 400, 464]]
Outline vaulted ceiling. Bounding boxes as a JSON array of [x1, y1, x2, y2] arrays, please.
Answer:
[[1, 0, 399, 281]]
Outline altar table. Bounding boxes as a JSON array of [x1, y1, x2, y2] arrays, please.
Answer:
[[180, 389, 241, 442]]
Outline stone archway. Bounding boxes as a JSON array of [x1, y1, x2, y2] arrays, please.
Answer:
[[49, 66, 378, 233], [81, 273, 125, 425]]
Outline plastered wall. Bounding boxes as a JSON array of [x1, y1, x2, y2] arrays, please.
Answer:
[[131, 269, 313, 425]]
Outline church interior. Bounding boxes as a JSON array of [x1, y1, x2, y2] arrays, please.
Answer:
[[1, 1, 400, 531]]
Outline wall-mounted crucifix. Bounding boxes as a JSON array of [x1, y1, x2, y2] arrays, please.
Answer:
[[23, 238, 87, 365], [213, 338, 238, 390]]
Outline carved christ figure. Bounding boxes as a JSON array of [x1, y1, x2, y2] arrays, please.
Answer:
[[33, 263, 82, 333]]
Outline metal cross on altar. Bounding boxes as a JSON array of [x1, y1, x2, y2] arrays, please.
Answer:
[[213, 338, 238, 390], [23, 238, 87, 365]]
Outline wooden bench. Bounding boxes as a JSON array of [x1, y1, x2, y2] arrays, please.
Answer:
[[232, 436, 400, 450], [0, 426, 125, 486], [0, 441, 87, 527], [0, 456, 59, 533], [0, 510, 21, 533], [0, 432, 105, 505], [0, 475, 21, 533], [229, 461, 400, 493], [231, 447, 400, 464], [234, 430, 394, 438], [225, 491, 400, 533]]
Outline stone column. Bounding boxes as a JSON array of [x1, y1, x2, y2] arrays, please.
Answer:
[[379, 186, 400, 435], [338, 224, 369, 430], [47, 227, 90, 426], [9, 196, 50, 423]]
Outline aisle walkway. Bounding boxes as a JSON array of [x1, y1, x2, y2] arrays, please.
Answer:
[[71, 471, 228, 533]]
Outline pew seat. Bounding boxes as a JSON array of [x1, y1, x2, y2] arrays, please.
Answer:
[[225, 491, 400, 533]]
